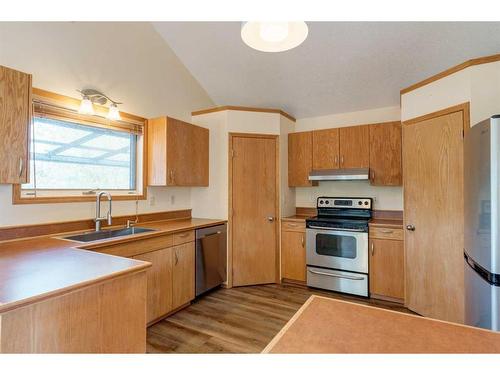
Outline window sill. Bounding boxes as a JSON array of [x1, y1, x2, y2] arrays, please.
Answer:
[[12, 186, 147, 205]]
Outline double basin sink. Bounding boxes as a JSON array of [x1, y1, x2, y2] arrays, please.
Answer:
[[63, 227, 156, 243]]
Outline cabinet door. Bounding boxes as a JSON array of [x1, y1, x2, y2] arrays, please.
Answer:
[[172, 241, 195, 309], [339, 125, 370, 169], [369, 239, 404, 300], [369, 122, 402, 186], [312, 128, 340, 170], [288, 132, 314, 187], [0, 65, 31, 184], [281, 230, 306, 282], [166, 117, 209, 186], [133, 247, 173, 323]]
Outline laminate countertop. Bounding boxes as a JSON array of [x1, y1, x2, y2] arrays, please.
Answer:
[[281, 215, 310, 222], [264, 295, 500, 353], [368, 218, 404, 228], [0, 218, 225, 314]]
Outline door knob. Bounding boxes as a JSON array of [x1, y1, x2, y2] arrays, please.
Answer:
[[406, 224, 415, 231], [267, 216, 275, 222]]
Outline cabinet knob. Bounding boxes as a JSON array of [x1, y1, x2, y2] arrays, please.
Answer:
[[301, 234, 305, 248], [267, 216, 275, 222], [371, 242, 374, 255], [406, 224, 416, 231]]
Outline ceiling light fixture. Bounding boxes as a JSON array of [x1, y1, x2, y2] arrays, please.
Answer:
[[78, 95, 95, 115], [241, 22, 308, 52], [77, 89, 122, 121]]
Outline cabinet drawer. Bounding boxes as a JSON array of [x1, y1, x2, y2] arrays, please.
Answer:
[[173, 230, 195, 245], [281, 221, 306, 232], [369, 227, 403, 241]]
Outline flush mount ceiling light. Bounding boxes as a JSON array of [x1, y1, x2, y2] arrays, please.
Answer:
[[77, 89, 122, 121], [241, 22, 308, 52]]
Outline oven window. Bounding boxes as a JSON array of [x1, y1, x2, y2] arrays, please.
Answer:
[[316, 234, 357, 259]]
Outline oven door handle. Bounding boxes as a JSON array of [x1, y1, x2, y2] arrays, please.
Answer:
[[308, 269, 365, 281], [307, 225, 365, 232]]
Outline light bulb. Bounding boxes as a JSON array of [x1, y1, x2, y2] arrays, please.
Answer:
[[259, 22, 289, 42], [78, 96, 94, 115], [107, 103, 121, 121]]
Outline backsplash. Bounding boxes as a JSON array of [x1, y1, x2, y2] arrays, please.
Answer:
[[295, 180, 403, 210]]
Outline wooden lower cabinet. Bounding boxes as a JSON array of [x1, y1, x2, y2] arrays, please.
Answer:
[[92, 232, 196, 324], [133, 248, 173, 323], [369, 238, 404, 302], [0, 271, 147, 353], [281, 224, 306, 282], [172, 241, 195, 309]]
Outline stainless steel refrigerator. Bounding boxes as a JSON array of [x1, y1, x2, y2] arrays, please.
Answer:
[[464, 115, 500, 331]]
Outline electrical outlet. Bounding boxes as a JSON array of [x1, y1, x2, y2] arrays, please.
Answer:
[[149, 196, 155, 206]]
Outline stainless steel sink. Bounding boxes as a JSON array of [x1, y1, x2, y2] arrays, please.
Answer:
[[62, 227, 156, 243]]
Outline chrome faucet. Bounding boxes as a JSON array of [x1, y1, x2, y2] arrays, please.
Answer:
[[94, 191, 112, 232]]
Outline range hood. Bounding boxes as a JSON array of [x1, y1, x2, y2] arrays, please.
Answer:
[[308, 168, 369, 181]]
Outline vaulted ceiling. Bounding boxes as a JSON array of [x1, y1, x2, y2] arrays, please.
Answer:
[[153, 22, 500, 119]]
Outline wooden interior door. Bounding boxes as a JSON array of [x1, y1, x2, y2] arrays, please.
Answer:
[[339, 125, 370, 168], [403, 108, 465, 323], [0, 65, 31, 184], [231, 134, 278, 286], [312, 128, 340, 170]]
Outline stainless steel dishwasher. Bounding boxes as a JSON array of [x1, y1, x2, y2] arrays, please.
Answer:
[[195, 223, 227, 297]]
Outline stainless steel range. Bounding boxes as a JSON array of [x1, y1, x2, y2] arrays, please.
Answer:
[[306, 197, 372, 297]]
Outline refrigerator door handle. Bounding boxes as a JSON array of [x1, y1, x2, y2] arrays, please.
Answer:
[[464, 252, 500, 287]]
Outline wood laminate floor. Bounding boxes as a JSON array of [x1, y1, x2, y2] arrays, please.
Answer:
[[146, 283, 414, 354]]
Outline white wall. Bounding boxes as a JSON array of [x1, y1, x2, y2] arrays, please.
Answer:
[[279, 116, 296, 217], [190, 111, 229, 220], [191, 110, 290, 219], [0, 22, 214, 226], [295, 106, 401, 132], [401, 60, 500, 125], [294, 106, 403, 211]]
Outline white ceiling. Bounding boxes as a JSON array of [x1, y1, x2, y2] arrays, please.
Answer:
[[153, 22, 500, 119]]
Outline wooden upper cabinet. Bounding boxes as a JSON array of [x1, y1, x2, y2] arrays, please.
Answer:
[[0, 65, 32, 184], [339, 125, 370, 169], [312, 128, 340, 170], [148, 116, 209, 187], [288, 131, 315, 187], [369, 122, 402, 186]]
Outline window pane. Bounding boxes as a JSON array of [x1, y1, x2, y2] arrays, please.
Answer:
[[23, 117, 137, 190]]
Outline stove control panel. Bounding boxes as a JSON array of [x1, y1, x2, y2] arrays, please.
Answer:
[[317, 197, 372, 209]]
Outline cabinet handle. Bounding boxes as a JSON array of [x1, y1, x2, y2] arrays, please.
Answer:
[[169, 170, 175, 184], [371, 242, 374, 256], [379, 229, 394, 234], [371, 170, 375, 180], [340, 155, 344, 166], [19, 157, 24, 177], [301, 234, 305, 248], [178, 232, 189, 238], [287, 223, 298, 227], [174, 250, 179, 265], [334, 155, 338, 165]]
